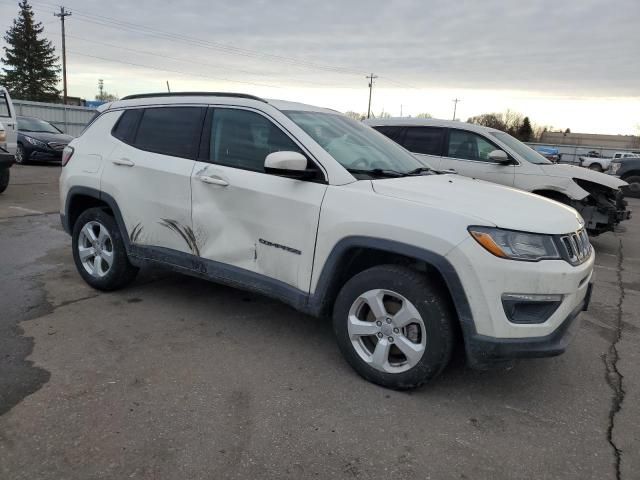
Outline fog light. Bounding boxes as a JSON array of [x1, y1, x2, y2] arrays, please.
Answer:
[[502, 293, 563, 324]]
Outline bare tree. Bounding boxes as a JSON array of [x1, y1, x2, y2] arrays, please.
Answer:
[[344, 111, 365, 121], [415, 113, 432, 119]]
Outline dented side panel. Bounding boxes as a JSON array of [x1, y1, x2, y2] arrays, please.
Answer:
[[191, 162, 326, 292]]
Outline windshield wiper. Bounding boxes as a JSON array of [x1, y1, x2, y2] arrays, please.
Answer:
[[346, 168, 406, 178], [406, 167, 432, 176]]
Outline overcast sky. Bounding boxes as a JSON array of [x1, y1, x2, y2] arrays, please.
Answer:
[[1, 0, 639, 134]]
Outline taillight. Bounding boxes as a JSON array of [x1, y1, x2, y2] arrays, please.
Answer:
[[0, 129, 6, 143], [61, 146, 74, 166]]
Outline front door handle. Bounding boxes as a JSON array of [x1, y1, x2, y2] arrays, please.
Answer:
[[198, 175, 229, 186], [112, 158, 135, 167]]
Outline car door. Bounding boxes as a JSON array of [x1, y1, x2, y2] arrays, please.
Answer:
[[400, 126, 445, 169], [439, 128, 515, 186], [191, 107, 327, 292], [0, 89, 17, 154], [101, 106, 205, 254]]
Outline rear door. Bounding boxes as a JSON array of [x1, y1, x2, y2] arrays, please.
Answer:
[[190, 107, 327, 291], [439, 128, 515, 186], [101, 106, 205, 254], [0, 89, 17, 154]]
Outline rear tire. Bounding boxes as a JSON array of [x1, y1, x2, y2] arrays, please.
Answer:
[[622, 175, 640, 199], [72, 208, 138, 291], [588, 163, 603, 172], [0, 169, 9, 193], [333, 265, 455, 390]]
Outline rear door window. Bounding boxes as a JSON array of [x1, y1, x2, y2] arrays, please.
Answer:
[[373, 126, 405, 143], [133, 107, 205, 159], [403, 127, 445, 155]]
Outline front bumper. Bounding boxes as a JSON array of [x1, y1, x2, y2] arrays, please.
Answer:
[[446, 237, 595, 368], [466, 283, 592, 366], [25, 145, 63, 161]]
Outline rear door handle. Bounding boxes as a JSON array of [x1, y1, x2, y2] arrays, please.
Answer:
[[198, 175, 229, 186], [112, 158, 135, 167]]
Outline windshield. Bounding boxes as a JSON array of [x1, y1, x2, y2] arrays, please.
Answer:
[[18, 117, 61, 134], [490, 131, 551, 165], [284, 110, 427, 176]]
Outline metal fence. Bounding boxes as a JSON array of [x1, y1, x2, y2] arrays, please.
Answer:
[[525, 141, 640, 165], [12, 100, 96, 137]]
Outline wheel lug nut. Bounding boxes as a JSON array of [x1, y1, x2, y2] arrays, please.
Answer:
[[377, 332, 383, 339], [393, 328, 399, 334], [386, 318, 392, 324], [388, 337, 394, 343], [376, 321, 382, 327]]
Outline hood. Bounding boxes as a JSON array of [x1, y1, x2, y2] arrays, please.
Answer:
[[20, 131, 74, 144], [539, 163, 627, 190], [372, 174, 583, 235]]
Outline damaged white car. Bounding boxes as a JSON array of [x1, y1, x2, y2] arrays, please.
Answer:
[[367, 118, 630, 235]]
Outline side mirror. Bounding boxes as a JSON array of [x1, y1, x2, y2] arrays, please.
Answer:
[[488, 149, 511, 164], [264, 151, 317, 180]]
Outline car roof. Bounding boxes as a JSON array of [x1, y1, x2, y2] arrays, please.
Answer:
[[103, 92, 337, 115], [364, 117, 503, 134]]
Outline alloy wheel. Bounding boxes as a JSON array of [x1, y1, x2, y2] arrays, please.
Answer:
[[347, 289, 427, 373], [77, 221, 114, 278]]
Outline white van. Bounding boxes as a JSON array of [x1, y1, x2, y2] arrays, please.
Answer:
[[0, 87, 16, 193], [0, 87, 17, 154], [367, 118, 630, 236]]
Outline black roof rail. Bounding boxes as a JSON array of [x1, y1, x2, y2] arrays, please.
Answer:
[[120, 92, 267, 102]]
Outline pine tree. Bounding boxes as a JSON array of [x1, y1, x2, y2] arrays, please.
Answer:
[[517, 116, 533, 142], [1, 0, 60, 102]]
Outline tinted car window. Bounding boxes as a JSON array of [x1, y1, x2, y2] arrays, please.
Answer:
[[403, 127, 444, 156], [0, 93, 10, 117], [134, 107, 204, 159], [374, 126, 405, 143], [112, 109, 142, 143], [447, 129, 499, 162], [210, 109, 302, 172]]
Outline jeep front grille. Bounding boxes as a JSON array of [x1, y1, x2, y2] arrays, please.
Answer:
[[559, 229, 591, 265]]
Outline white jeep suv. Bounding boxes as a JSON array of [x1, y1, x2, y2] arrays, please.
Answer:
[[367, 118, 630, 236], [60, 93, 594, 389]]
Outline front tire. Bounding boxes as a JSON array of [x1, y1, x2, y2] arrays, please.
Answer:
[[72, 208, 138, 291], [622, 175, 640, 199], [0, 169, 9, 193], [333, 265, 455, 390], [15, 144, 29, 164], [588, 163, 603, 172]]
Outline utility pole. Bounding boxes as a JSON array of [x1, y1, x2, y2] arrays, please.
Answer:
[[166, 81, 171, 93], [54, 6, 72, 105], [366, 73, 378, 119], [98, 79, 104, 100], [452, 98, 461, 120]]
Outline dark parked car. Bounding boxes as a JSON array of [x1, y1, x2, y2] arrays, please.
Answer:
[[15, 116, 74, 164], [609, 157, 640, 198]]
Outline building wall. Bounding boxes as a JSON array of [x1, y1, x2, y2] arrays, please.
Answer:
[[540, 131, 640, 150], [12, 100, 96, 137]]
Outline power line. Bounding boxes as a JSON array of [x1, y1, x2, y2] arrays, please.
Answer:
[[67, 50, 286, 90], [53, 6, 71, 103]]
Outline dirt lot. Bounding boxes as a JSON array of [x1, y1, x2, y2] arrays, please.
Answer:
[[1, 164, 638, 479]]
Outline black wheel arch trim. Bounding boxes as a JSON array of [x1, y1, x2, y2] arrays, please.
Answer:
[[306, 236, 476, 335]]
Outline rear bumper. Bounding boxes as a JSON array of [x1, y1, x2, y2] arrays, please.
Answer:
[[466, 283, 593, 368]]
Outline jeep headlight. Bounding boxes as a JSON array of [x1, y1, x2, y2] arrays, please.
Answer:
[[468, 226, 560, 261]]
